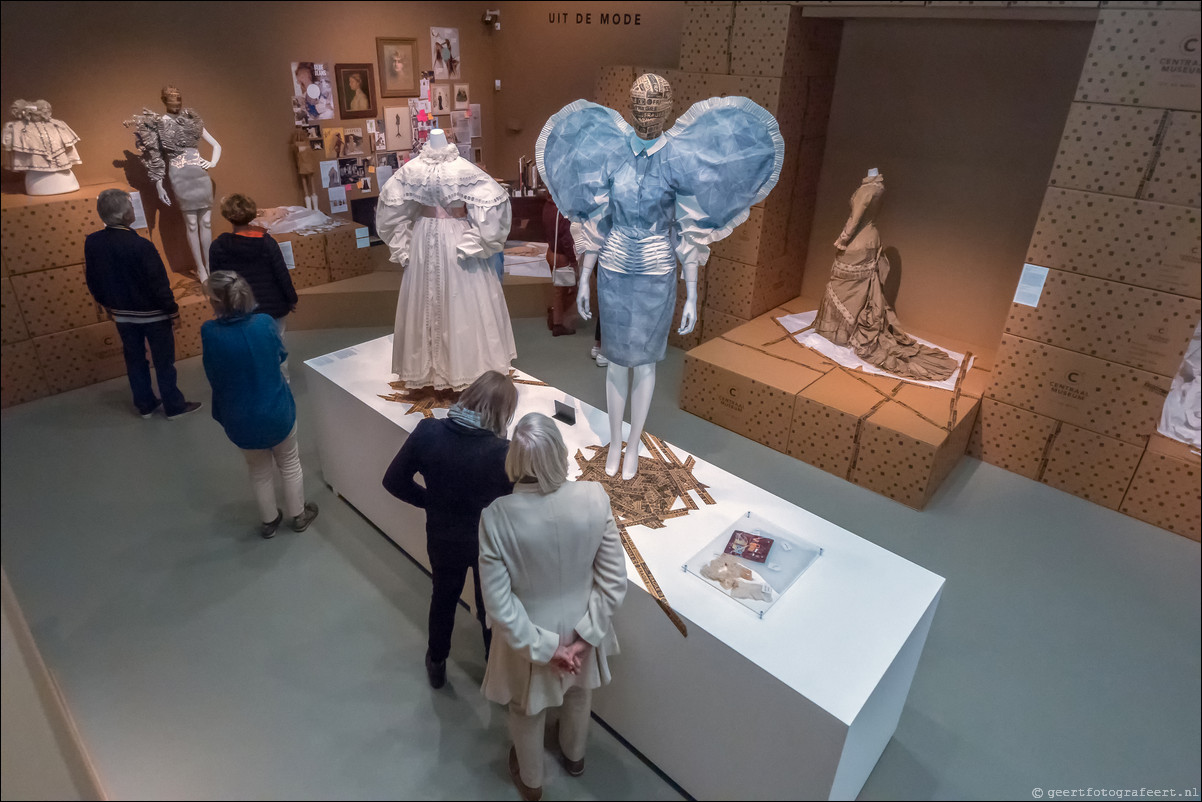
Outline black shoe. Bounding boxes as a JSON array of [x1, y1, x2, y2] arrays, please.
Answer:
[[425, 650, 447, 689], [138, 399, 162, 419], [291, 502, 319, 532], [166, 401, 202, 420], [260, 509, 283, 539]]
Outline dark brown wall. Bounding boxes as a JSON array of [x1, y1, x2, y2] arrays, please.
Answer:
[[802, 18, 1095, 362], [491, 1, 685, 180]]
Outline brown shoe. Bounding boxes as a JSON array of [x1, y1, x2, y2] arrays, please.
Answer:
[[508, 746, 542, 802], [561, 753, 585, 777]]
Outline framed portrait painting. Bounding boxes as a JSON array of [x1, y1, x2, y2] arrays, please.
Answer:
[[376, 37, 419, 98], [334, 63, 378, 119]]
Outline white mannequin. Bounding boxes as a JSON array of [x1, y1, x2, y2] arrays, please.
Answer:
[[427, 128, 449, 149], [25, 169, 79, 195], [155, 88, 222, 282], [574, 79, 698, 479]]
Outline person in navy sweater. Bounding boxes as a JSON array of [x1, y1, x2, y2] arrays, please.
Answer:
[[84, 189, 201, 419], [382, 370, 517, 688], [208, 193, 298, 377], [201, 271, 317, 538]]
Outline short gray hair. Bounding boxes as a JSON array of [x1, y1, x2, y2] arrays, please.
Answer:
[[97, 189, 133, 227], [204, 270, 256, 317], [505, 412, 569, 493]]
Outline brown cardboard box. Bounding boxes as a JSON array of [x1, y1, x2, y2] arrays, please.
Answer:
[[1120, 433, 1201, 541], [1026, 188, 1201, 299], [974, 397, 1061, 479], [787, 369, 888, 477], [10, 264, 104, 337], [988, 333, 1172, 446], [729, 3, 794, 78], [678, 3, 734, 74], [0, 186, 106, 274], [1, 339, 51, 408], [700, 306, 748, 343], [276, 230, 331, 290], [1048, 102, 1165, 198], [593, 66, 638, 114], [665, 71, 784, 124], [1, 276, 29, 345], [324, 222, 373, 282], [31, 320, 127, 394], [850, 384, 981, 510], [1040, 423, 1145, 510], [1076, 9, 1202, 112], [711, 205, 769, 265], [680, 336, 824, 453], [722, 310, 838, 371], [705, 253, 804, 321], [174, 296, 212, 360], [1142, 110, 1201, 209], [1004, 267, 1199, 377]]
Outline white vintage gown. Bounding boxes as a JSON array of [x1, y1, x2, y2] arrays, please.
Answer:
[[376, 143, 516, 389]]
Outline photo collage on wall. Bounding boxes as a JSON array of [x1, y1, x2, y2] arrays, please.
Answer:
[[292, 26, 483, 204]]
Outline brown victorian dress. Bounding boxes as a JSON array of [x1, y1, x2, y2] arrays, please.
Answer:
[[813, 174, 957, 381]]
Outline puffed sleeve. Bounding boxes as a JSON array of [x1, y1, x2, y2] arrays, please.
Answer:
[[536, 100, 631, 256], [479, 502, 561, 665], [376, 173, 422, 267], [572, 484, 627, 647], [124, 109, 167, 184], [662, 97, 785, 268], [457, 197, 512, 261]]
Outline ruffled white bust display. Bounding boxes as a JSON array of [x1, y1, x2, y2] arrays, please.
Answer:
[[2, 99, 81, 195], [376, 136, 516, 390]]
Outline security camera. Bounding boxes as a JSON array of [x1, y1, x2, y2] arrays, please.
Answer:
[[483, 9, 500, 30]]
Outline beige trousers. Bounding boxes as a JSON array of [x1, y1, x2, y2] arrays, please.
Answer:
[[508, 685, 592, 788]]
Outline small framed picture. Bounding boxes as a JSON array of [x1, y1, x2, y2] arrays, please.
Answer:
[[453, 83, 470, 111], [334, 63, 378, 119], [432, 85, 452, 115], [376, 37, 420, 98]]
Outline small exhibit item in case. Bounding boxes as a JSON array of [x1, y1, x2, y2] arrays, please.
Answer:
[[724, 530, 773, 563], [684, 511, 822, 618]]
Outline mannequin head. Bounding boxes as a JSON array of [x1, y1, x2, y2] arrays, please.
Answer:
[[161, 85, 182, 114], [630, 73, 673, 140]]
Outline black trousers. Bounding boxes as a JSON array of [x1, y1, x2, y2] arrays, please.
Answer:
[[116, 319, 187, 415], [427, 535, 491, 663]]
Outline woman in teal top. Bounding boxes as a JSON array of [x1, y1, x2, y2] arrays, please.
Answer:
[[201, 271, 318, 538]]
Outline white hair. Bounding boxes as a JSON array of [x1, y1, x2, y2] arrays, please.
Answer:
[[505, 412, 569, 493]]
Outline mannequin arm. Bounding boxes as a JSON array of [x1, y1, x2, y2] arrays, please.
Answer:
[[155, 179, 171, 206], [576, 252, 598, 321], [200, 128, 222, 169], [677, 262, 699, 335]]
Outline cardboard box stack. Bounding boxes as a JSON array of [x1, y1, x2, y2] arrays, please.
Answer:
[[978, 6, 1202, 539], [592, 2, 841, 350], [0, 184, 354, 409], [681, 298, 985, 510]]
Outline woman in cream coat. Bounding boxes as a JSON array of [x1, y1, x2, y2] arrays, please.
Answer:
[[479, 413, 626, 800]]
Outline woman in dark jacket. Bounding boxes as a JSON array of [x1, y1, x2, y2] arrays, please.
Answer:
[[382, 371, 518, 688], [209, 193, 299, 376], [202, 271, 318, 538]]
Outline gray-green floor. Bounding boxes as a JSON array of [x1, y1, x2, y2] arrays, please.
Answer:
[[2, 319, 1199, 801]]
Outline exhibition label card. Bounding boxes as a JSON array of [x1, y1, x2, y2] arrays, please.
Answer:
[[128, 191, 149, 229], [1013, 264, 1049, 308], [319, 159, 339, 189], [355, 226, 370, 248], [278, 240, 296, 270]]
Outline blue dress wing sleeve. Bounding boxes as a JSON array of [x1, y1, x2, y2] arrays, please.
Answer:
[[535, 100, 632, 255], [661, 97, 785, 267]]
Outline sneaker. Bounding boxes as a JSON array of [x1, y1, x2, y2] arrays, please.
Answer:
[[166, 401, 203, 420], [425, 650, 447, 689], [590, 344, 602, 359], [595, 353, 609, 367], [291, 502, 319, 532], [138, 399, 162, 419], [561, 753, 585, 777], [260, 509, 283, 539]]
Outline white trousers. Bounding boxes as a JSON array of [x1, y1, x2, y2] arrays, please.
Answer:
[[508, 685, 591, 788], [242, 424, 304, 522]]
